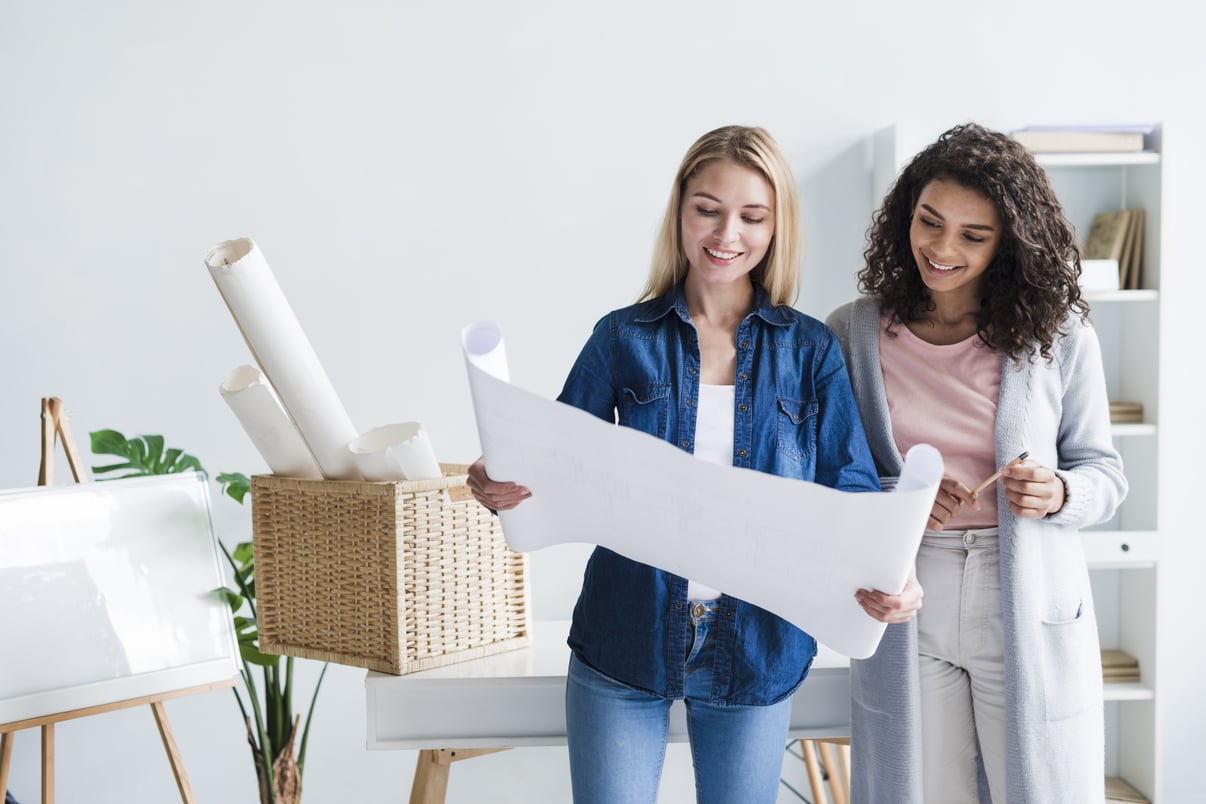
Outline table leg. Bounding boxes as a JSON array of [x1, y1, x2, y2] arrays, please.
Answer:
[[42, 724, 54, 804], [800, 740, 828, 804], [409, 748, 510, 804], [1, 730, 13, 792]]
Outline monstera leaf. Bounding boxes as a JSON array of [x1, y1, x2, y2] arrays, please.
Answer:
[[89, 429, 204, 478]]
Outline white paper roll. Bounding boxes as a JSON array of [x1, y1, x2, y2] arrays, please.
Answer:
[[348, 422, 443, 482], [461, 321, 510, 382], [205, 237, 362, 480], [896, 444, 944, 493], [219, 365, 323, 479]]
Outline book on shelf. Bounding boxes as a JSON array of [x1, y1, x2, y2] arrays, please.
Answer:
[[1084, 208, 1144, 289], [1121, 208, 1145, 290], [1109, 401, 1144, 424], [1009, 125, 1152, 154], [1105, 775, 1150, 803], [1085, 210, 1133, 262], [1101, 648, 1140, 682]]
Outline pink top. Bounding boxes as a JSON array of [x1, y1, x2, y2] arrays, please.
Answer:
[[879, 317, 1001, 529]]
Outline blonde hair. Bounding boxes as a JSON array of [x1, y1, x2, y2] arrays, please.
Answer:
[[639, 125, 802, 306]]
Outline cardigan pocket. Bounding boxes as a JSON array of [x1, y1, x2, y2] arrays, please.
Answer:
[[1040, 600, 1099, 721]]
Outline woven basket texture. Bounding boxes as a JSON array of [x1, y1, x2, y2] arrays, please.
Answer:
[[250, 464, 531, 674]]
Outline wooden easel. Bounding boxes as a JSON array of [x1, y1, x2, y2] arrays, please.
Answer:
[[0, 398, 235, 803], [36, 396, 90, 486]]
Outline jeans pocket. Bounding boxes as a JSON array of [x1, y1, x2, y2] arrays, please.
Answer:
[[1040, 601, 1099, 721]]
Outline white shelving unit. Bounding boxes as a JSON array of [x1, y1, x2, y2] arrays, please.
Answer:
[[872, 125, 1164, 802], [1041, 134, 1163, 803]]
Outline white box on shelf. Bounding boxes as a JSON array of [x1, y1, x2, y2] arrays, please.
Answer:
[[1082, 259, 1121, 292]]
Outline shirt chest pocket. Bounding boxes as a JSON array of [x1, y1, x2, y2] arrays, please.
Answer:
[[619, 384, 671, 440], [776, 397, 818, 461]]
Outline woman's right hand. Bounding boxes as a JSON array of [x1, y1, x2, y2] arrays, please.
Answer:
[[466, 456, 531, 512]]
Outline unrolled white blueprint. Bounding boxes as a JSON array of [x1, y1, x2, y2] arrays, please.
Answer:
[[461, 321, 941, 659]]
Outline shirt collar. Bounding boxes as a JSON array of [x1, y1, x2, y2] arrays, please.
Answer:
[[634, 280, 793, 327]]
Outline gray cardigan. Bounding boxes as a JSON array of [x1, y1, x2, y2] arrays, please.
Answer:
[[826, 298, 1128, 804]]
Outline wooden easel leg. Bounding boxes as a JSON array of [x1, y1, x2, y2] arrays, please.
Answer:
[[409, 748, 510, 804], [151, 701, 196, 803], [41, 724, 54, 804], [1, 730, 13, 793]]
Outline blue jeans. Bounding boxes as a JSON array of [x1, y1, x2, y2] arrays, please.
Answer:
[[565, 604, 792, 804]]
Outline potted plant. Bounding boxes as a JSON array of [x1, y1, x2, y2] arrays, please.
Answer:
[[89, 429, 327, 804]]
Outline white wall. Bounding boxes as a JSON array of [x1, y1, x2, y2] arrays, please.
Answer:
[[2, 1, 1203, 802]]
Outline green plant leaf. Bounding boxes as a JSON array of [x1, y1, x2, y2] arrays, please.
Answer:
[[88, 430, 206, 479], [232, 541, 255, 564], [143, 435, 165, 467], [214, 588, 243, 612], [89, 429, 129, 455], [218, 472, 252, 504], [241, 642, 281, 668]]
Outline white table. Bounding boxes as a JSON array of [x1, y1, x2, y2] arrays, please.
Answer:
[[365, 621, 851, 803]]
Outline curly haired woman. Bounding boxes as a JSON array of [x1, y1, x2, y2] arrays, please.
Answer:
[[827, 122, 1128, 803]]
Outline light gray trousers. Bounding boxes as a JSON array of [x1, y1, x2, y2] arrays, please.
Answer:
[[916, 527, 1006, 804]]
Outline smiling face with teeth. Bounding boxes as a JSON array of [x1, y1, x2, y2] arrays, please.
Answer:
[[679, 158, 775, 292], [909, 177, 1002, 306]]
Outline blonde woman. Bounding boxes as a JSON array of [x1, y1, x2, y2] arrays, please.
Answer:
[[469, 125, 879, 803]]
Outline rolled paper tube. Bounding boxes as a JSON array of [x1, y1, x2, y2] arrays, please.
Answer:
[[205, 237, 362, 480], [219, 365, 323, 479], [897, 443, 944, 493], [348, 422, 443, 481], [461, 320, 510, 382]]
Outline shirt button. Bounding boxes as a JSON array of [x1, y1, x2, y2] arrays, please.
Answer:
[[682, 440, 691, 448], [688, 367, 697, 375], [739, 404, 747, 412], [737, 449, 747, 457], [739, 373, 748, 381], [741, 341, 749, 349], [686, 398, 694, 406]]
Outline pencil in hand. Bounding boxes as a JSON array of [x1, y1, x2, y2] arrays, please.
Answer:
[[971, 450, 1030, 498]]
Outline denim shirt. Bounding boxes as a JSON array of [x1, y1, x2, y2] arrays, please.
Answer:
[[561, 282, 879, 706]]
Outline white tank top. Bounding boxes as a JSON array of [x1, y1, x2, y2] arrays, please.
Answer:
[[687, 383, 735, 601]]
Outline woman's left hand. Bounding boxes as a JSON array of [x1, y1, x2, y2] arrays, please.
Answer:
[[999, 459, 1065, 518], [855, 570, 923, 624]]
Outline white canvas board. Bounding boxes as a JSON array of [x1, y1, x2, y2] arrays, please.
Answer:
[[0, 472, 239, 725]]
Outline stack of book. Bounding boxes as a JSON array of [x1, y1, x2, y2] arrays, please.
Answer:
[[1084, 208, 1145, 289], [1105, 775, 1150, 803], [1109, 401, 1144, 424], [1009, 124, 1154, 154], [1101, 649, 1141, 683]]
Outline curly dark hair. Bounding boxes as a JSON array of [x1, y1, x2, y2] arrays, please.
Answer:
[[860, 122, 1087, 362]]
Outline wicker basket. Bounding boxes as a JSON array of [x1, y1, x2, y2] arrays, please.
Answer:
[[250, 464, 531, 674]]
